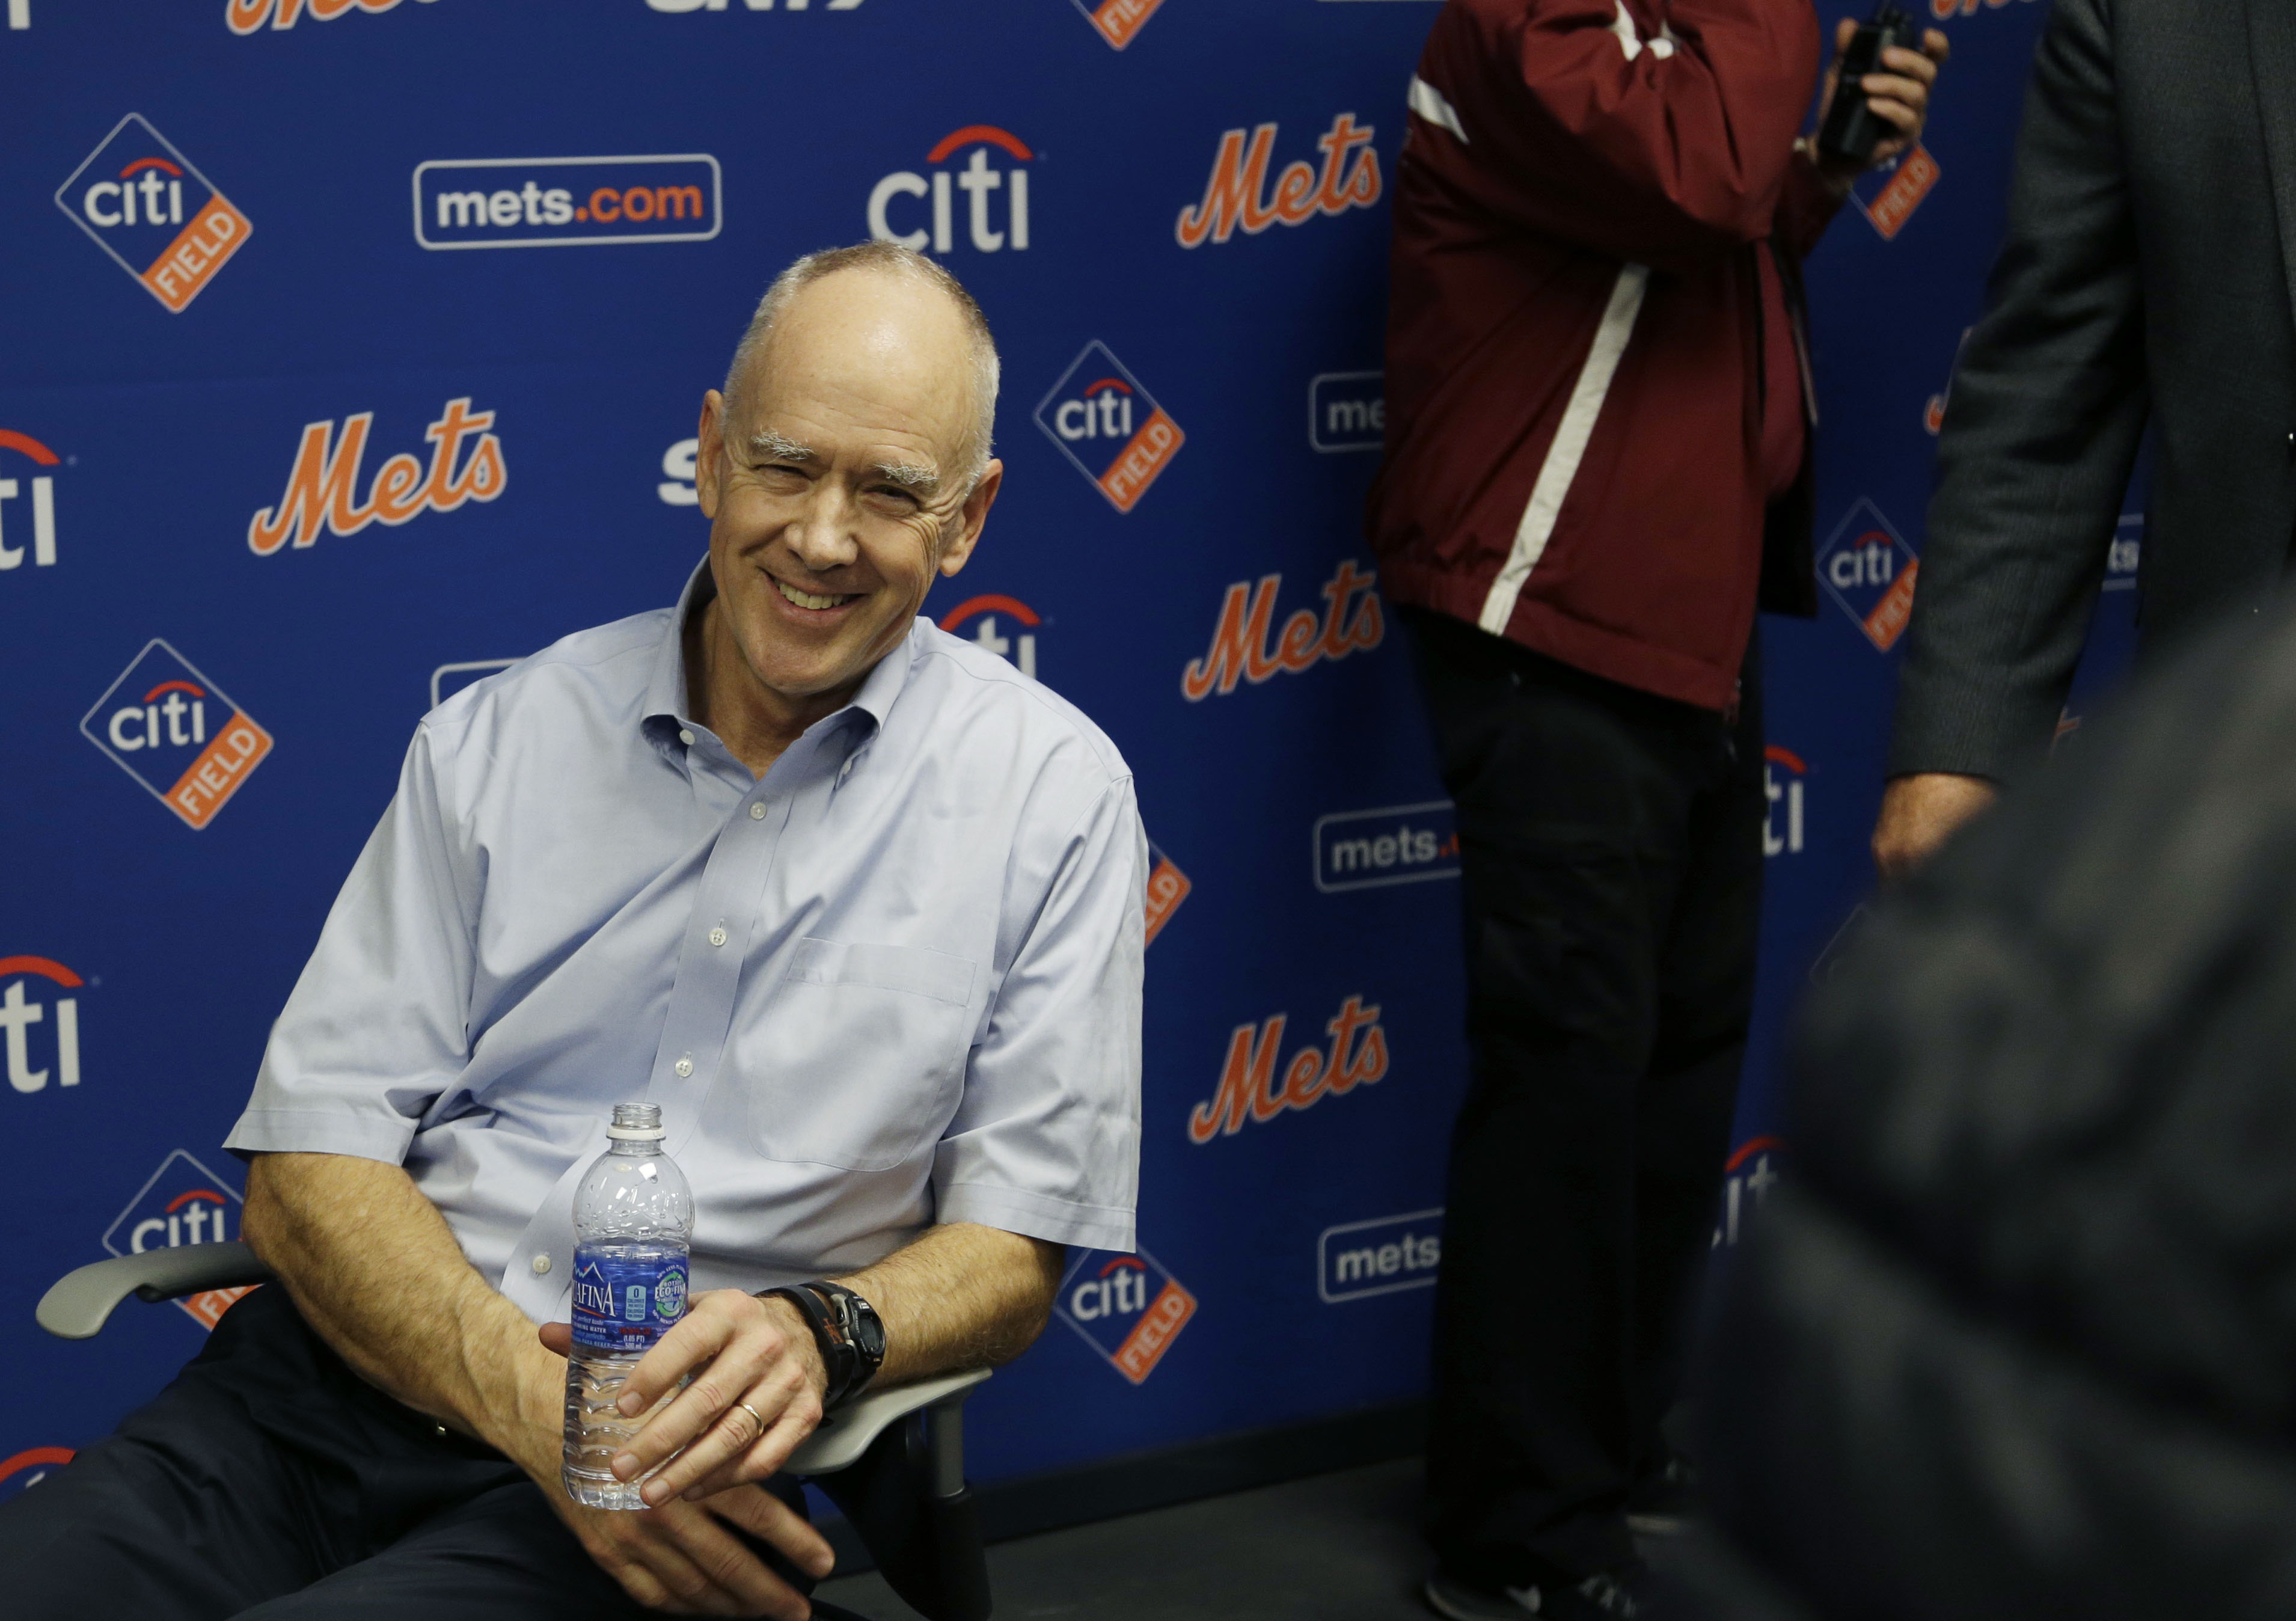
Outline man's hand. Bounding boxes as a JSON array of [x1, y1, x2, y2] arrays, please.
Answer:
[[1872, 771, 1996, 880], [545, 1479, 831, 1618], [539, 1290, 830, 1509], [1812, 18, 1952, 191]]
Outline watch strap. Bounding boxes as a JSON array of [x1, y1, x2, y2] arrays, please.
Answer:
[[759, 1282, 881, 1412]]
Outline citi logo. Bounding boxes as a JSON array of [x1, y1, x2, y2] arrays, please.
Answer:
[[414, 156, 721, 250], [0, 955, 85, 1095], [1712, 1136, 1782, 1249], [868, 126, 1033, 256], [1143, 841, 1192, 948], [81, 639, 274, 830], [0, 430, 61, 573], [1176, 114, 1380, 248], [229, 0, 436, 31], [1068, 0, 1163, 49], [938, 592, 1042, 680], [55, 114, 253, 312], [1763, 747, 1807, 858], [1815, 498, 1919, 652], [248, 397, 505, 554], [1053, 1246, 1197, 1385], [1033, 342, 1186, 513], [1189, 994, 1388, 1143], [1318, 1209, 1443, 1304], [102, 1150, 253, 1329], [1182, 560, 1383, 700], [0, 1448, 74, 1504]]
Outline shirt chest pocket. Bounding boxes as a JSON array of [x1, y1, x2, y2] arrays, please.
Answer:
[[741, 937, 978, 1171]]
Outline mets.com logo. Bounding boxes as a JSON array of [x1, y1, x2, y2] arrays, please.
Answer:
[[103, 1149, 256, 1329], [1034, 342, 1184, 513], [1318, 1209, 1443, 1304], [1053, 1246, 1197, 1385], [1314, 802, 1459, 893], [415, 156, 720, 250], [81, 640, 274, 830], [55, 114, 251, 312]]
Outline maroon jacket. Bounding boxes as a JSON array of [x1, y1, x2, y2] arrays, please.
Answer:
[[1368, 0, 1841, 711]]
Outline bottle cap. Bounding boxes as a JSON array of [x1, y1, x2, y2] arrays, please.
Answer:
[[607, 1101, 666, 1141]]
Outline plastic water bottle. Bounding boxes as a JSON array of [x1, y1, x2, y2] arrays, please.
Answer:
[[562, 1102, 694, 1509]]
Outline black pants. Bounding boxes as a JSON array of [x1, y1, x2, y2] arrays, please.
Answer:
[[1404, 608, 1763, 1586], [0, 1286, 816, 1619]]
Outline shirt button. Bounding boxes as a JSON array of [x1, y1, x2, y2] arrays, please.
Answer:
[[709, 926, 728, 947], [748, 803, 766, 821], [678, 729, 695, 746], [530, 1254, 553, 1275], [675, 1056, 694, 1077]]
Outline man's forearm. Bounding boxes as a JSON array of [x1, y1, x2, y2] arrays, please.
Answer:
[[242, 1151, 557, 1463], [830, 1222, 1063, 1386]]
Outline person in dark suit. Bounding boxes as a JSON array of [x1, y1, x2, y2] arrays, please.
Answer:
[[1874, 0, 2296, 875]]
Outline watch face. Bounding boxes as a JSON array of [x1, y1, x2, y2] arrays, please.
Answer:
[[852, 1301, 887, 1362]]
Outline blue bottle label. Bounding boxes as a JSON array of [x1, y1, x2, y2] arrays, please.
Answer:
[[571, 1246, 690, 1353]]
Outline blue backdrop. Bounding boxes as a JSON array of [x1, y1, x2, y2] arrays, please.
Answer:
[[0, 0, 2126, 1503]]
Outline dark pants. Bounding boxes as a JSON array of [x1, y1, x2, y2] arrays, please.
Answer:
[[0, 1286, 816, 1619], [1404, 608, 1763, 1586]]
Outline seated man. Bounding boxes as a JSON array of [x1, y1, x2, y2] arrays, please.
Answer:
[[0, 241, 1145, 1621]]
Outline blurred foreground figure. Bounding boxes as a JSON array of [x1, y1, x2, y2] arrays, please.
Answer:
[[1876, 0, 2296, 876], [1680, 605, 2296, 1617]]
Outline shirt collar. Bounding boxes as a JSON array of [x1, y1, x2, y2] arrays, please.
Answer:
[[642, 556, 918, 747]]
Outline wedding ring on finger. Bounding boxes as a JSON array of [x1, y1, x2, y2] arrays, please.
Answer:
[[733, 1399, 767, 1441]]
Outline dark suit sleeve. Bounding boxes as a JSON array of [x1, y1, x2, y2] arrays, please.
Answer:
[[1886, 0, 2149, 782]]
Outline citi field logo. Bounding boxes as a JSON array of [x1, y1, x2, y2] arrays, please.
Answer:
[[1816, 498, 1919, 652], [1182, 561, 1383, 700], [1712, 1136, 1783, 1249], [0, 1448, 73, 1504], [1314, 801, 1459, 893], [1144, 840, 1191, 948], [1033, 342, 1185, 513], [103, 1150, 254, 1330], [1053, 1247, 1197, 1385], [1852, 142, 1940, 241], [228, 0, 437, 30], [868, 126, 1033, 256], [1, 430, 61, 574], [248, 398, 505, 554], [1068, 0, 1163, 49], [1764, 747, 1807, 858], [1176, 114, 1380, 248], [0, 956, 85, 1095], [1318, 1209, 1443, 1304], [81, 640, 274, 830], [2106, 513, 2141, 593], [938, 592, 1042, 680], [55, 114, 253, 312], [1189, 994, 1388, 1143], [414, 156, 720, 250]]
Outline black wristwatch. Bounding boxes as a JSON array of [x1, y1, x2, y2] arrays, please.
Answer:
[[759, 1281, 886, 1412]]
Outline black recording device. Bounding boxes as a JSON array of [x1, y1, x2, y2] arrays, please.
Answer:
[[1816, 3, 1915, 167]]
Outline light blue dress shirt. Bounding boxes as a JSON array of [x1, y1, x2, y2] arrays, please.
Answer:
[[225, 565, 1145, 1323]]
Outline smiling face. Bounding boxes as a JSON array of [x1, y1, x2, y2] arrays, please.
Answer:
[[694, 266, 1000, 731]]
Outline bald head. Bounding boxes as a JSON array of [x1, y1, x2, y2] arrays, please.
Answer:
[[724, 242, 999, 492]]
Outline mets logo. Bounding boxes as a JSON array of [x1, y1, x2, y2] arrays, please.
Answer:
[[1053, 1247, 1198, 1385], [1069, 0, 1163, 49], [229, 0, 436, 30], [1177, 114, 1380, 248], [867, 126, 1033, 256], [1033, 342, 1184, 513], [81, 639, 274, 830], [55, 114, 253, 313], [1189, 994, 1388, 1143], [0, 955, 85, 1095], [248, 398, 506, 554], [1815, 498, 1920, 652], [1, 429, 61, 573], [1182, 560, 1382, 700], [102, 1149, 254, 1330], [0, 1448, 74, 1504], [938, 592, 1042, 680]]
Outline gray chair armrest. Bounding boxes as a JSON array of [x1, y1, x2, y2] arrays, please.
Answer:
[[38, 1241, 274, 1340], [785, 1367, 988, 1477]]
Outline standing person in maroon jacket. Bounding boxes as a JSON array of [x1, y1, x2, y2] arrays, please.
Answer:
[[1368, 4, 1945, 1616]]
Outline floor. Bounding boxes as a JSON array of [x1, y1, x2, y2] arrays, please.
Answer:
[[815, 1457, 1436, 1621]]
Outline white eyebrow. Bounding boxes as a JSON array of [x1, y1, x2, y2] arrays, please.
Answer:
[[748, 429, 814, 462], [874, 461, 940, 495]]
